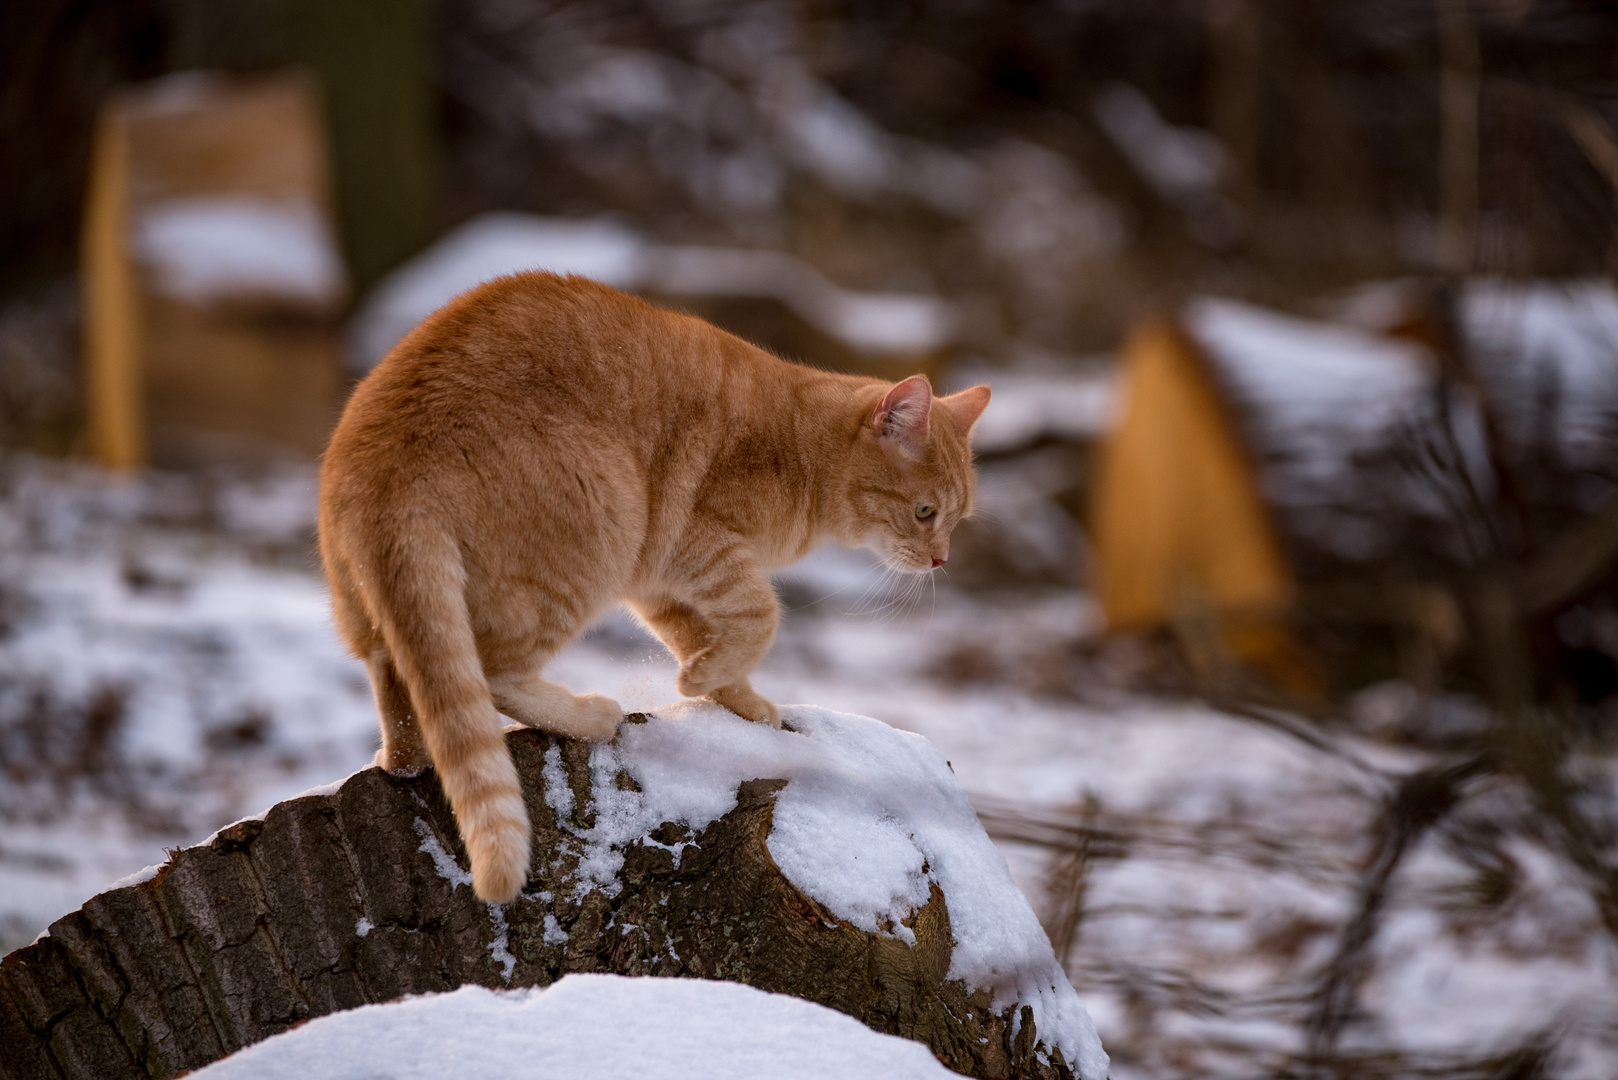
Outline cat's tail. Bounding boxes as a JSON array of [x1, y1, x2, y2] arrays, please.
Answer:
[[360, 524, 530, 905]]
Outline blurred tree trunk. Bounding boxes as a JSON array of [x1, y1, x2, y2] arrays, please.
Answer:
[[1435, 0, 1480, 275], [165, 0, 437, 293], [1207, 0, 1262, 216], [0, 0, 170, 297]]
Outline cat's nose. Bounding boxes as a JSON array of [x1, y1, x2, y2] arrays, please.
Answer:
[[931, 556, 946, 568]]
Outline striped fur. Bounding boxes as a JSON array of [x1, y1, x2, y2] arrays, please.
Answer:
[[319, 273, 989, 903]]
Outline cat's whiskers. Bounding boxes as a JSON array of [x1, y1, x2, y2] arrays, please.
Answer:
[[871, 562, 932, 625], [966, 504, 1007, 528], [849, 551, 928, 624], [785, 560, 887, 614], [861, 571, 910, 622], [898, 573, 928, 624], [844, 557, 903, 622]]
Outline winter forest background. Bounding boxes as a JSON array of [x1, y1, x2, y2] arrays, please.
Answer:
[[6, 2, 1618, 1077]]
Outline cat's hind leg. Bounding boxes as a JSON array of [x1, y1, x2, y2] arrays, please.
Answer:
[[328, 554, 432, 775], [367, 647, 430, 776], [487, 664, 622, 742]]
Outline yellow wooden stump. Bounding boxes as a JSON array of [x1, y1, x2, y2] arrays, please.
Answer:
[[80, 71, 348, 468], [1091, 318, 1317, 696]]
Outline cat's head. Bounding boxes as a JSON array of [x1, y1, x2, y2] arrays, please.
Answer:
[[846, 375, 990, 573]]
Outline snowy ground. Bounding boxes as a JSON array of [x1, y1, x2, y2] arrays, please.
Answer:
[[2, 453, 1616, 1078], [191, 974, 961, 1080]]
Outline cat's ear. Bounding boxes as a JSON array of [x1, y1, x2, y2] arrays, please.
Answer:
[[940, 385, 991, 437], [873, 375, 933, 459]]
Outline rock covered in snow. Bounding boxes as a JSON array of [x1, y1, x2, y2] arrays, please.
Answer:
[[0, 704, 1107, 1080]]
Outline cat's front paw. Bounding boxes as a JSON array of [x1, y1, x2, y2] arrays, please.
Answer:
[[705, 684, 781, 729], [572, 692, 625, 742], [676, 661, 721, 698]]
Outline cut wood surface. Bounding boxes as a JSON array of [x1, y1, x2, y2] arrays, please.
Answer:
[[1, 720, 1079, 1080]]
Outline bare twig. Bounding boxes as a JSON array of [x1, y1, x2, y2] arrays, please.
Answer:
[[1560, 97, 1618, 194], [1518, 495, 1618, 615], [1206, 696, 1392, 788], [1304, 755, 1489, 1065], [1038, 793, 1101, 967], [972, 793, 1356, 884]]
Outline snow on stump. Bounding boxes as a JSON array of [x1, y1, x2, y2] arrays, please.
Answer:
[[0, 704, 1108, 1080]]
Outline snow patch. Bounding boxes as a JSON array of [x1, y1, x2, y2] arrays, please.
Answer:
[[1187, 293, 1438, 558], [486, 905, 516, 983], [188, 974, 959, 1079], [645, 245, 956, 354], [1188, 294, 1433, 479], [773, 71, 893, 199], [110, 861, 167, 890], [1461, 280, 1618, 466], [135, 196, 346, 308], [1092, 83, 1225, 202], [354, 917, 372, 938], [198, 812, 267, 849], [348, 213, 957, 372], [541, 744, 574, 821], [412, 818, 473, 889], [1091, 83, 1238, 245], [348, 214, 647, 370], [955, 364, 1118, 454], [290, 768, 366, 802]]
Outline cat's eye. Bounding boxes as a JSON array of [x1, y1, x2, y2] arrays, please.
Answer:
[[916, 504, 936, 521]]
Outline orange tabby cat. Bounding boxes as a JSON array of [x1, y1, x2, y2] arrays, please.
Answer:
[[319, 272, 989, 902]]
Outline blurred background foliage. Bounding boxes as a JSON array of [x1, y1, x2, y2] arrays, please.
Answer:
[[7, 1, 1617, 327]]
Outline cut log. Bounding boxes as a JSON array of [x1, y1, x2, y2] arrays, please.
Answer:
[[1, 716, 1093, 1080]]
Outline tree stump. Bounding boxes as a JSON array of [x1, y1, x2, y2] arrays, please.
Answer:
[[1, 719, 1081, 1080]]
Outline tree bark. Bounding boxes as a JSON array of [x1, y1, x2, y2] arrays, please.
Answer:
[[1, 720, 1075, 1080]]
